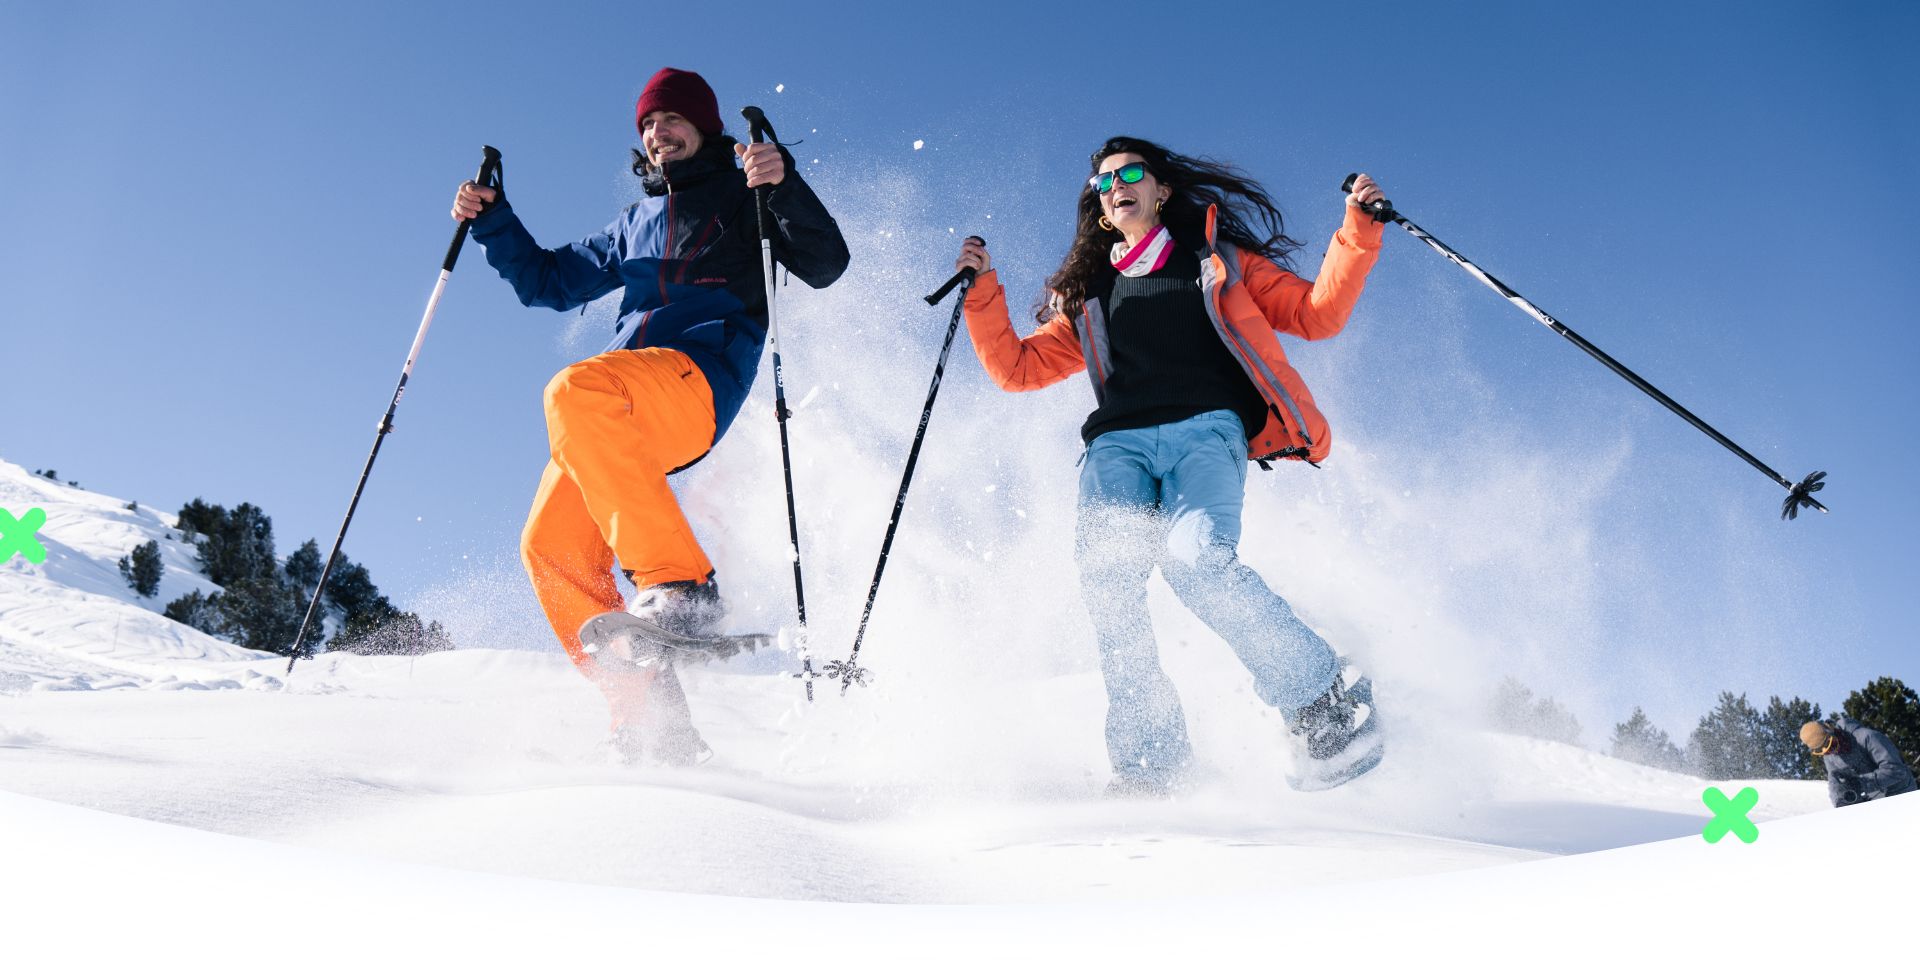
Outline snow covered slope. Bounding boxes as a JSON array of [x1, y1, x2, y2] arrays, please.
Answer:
[[5, 786, 1912, 961], [0, 459, 280, 693], [0, 453, 1841, 913]]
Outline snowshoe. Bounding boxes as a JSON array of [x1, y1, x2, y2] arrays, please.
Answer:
[[1285, 660, 1384, 792], [578, 611, 772, 667]]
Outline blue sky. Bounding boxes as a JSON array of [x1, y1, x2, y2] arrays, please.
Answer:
[[4, 0, 1915, 736]]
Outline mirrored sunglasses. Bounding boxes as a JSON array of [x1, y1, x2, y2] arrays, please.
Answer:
[[1089, 161, 1152, 194]]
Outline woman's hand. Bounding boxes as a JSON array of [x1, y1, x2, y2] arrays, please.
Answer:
[[734, 142, 786, 188], [956, 235, 992, 276], [451, 181, 497, 222], [1345, 173, 1385, 210]]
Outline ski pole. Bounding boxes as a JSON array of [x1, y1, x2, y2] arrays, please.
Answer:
[[1343, 174, 1828, 520], [822, 245, 982, 695], [286, 146, 503, 674], [739, 107, 822, 700]]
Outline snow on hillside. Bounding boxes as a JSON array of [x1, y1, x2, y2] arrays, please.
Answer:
[[0, 459, 278, 693], [0, 455, 1841, 909], [6, 787, 1912, 961]]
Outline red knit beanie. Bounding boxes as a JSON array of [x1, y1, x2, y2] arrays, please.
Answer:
[[634, 67, 722, 137]]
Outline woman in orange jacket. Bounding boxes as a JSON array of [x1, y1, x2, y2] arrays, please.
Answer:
[[954, 137, 1387, 794]]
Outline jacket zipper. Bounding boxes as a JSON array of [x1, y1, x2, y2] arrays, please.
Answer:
[[1207, 249, 1312, 455]]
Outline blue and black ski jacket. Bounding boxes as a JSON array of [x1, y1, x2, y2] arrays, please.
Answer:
[[468, 139, 849, 443]]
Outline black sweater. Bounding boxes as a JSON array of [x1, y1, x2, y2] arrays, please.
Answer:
[[1080, 246, 1267, 445]]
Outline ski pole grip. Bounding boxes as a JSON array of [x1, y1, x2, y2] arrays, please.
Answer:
[[741, 105, 774, 145], [477, 145, 502, 189], [444, 145, 504, 272], [925, 236, 984, 305], [1340, 172, 1397, 224]]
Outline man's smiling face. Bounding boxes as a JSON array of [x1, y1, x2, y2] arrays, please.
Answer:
[[641, 111, 705, 166]]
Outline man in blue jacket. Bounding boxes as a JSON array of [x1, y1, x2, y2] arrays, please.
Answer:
[[452, 67, 849, 764], [1800, 718, 1918, 807]]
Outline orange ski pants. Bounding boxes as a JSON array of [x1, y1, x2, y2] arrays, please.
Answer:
[[520, 348, 718, 697]]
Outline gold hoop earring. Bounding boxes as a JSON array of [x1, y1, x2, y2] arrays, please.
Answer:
[[1099, 215, 1114, 231], [1155, 199, 1164, 214]]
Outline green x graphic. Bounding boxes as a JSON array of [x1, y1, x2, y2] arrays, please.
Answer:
[[1702, 786, 1760, 843], [0, 508, 49, 565]]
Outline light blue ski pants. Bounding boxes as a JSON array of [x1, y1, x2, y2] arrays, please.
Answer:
[[1076, 409, 1340, 785]]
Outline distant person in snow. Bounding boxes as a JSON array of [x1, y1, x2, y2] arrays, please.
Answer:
[[1801, 719, 1917, 807], [452, 67, 849, 765], [951, 137, 1387, 795]]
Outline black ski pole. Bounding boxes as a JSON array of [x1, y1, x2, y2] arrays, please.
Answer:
[[285, 146, 503, 675], [740, 107, 822, 700], [1342, 174, 1828, 520], [822, 244, 982, 695]]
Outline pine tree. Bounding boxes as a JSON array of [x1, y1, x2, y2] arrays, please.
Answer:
[[1488, 676, 1585, 746], [1611, 707, 1686, 771], [1841, 677, 1920, 778], [1529, 696, 1583, 746], [1757, 695, 1824, 780], [1490, 676, 1538, 735], [163, 590, 226, 638], [213, 575, 309, 654], [175, 498, 222, 538], [117, 540, 164, 598], [324, 556, 396, 626], [284, 540, 324, 594], [199, 503, 277, 586], [1688, 692, 1771, 779], [329, 610, 455, 656]]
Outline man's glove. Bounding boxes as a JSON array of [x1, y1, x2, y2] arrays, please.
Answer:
[[1837, 773, 1876, 805]]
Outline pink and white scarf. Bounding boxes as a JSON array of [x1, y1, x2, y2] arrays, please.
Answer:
[[1110, 223, 1174, 278]]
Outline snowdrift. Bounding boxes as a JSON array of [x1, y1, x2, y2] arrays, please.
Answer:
[[1, 456, 1842, 913]]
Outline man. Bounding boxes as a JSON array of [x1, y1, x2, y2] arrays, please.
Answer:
[[1800, 719, 1918, 807], [452, 67, 849, 765]]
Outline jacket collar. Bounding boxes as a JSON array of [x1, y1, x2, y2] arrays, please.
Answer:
[[641, 140, 739, 197]]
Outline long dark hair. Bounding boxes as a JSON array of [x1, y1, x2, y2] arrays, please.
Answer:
[[1039, 136, 1303, 323]]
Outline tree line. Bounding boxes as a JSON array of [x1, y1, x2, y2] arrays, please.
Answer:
[[1491, 675, 1920, 782], [116, 498, 452, 657]]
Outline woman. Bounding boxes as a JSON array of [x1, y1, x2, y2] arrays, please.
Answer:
[[954, 137, 1386, 794]]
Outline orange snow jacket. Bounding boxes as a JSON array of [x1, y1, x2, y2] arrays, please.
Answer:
[[963, 203, 1383, 464]]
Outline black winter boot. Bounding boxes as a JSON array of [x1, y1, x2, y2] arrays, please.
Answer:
[[1286, 661, 1385, 791]]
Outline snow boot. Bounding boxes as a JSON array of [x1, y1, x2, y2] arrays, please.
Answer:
[[627, 577, 727, 638], [1285, 661, 1384, 791], [1104, 773, 1178, 800], [609, 722, 714, 768]]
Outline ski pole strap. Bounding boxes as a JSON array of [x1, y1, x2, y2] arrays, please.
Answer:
[[925, 237, 984, 305]]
